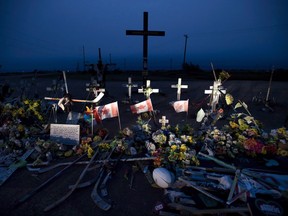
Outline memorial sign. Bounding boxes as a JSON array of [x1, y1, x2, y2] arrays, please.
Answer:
[[50, 124, 80, 145]]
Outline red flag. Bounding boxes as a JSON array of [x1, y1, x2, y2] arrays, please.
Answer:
[[95, 102, 119, 120], [130, 98, 153, 114], [170, 99, 189, 113]]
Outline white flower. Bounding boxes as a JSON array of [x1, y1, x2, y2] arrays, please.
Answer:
[[145, 141, 155, 151], [270, 129, 277, 137]]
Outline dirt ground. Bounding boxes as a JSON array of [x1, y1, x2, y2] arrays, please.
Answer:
[[0, 72, 288, 215]]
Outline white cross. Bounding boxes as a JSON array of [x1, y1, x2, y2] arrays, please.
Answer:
[[86, 79, 105, 97], [171, 78, 188, 101], [204, 79, 226, 112], [159, 116, 169, 129], [122, 77, 138, 101], [138, 80, 159, 99]]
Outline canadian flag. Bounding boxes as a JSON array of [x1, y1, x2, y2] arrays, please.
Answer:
[[130, 98, 153, 114], [95, 101, 119, 121], [170, 99, 189, 113]]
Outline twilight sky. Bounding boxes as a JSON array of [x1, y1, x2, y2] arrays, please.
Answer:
[[1, 0, 288, 72]]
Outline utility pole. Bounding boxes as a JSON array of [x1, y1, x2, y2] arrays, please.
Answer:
[[183, 34, 188, 68]]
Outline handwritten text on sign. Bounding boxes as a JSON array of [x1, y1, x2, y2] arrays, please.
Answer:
[[50, 124, 80, 145]]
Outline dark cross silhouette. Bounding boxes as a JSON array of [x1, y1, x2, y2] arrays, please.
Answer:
[[126, 11, 165, 86]]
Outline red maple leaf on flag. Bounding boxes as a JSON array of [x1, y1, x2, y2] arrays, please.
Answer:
[[174, 104, 183, 110], [138, 104, 146, 110], [101, 107, 109, 115]]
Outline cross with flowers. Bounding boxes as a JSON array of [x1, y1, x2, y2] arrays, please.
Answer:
[[204, 79, 226, 113], [138, 80, 159, 99], [86, 78, 105, 98]]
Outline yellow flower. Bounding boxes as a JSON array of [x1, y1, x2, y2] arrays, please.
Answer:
[[178, 152, 186, 160], [87, 146, 94, 158], [170, 145, 177, 151], [229, 121, 239, 129], [277, 127, 286, 134], [188, 136, 193, 143], [32, 101, 39, 108], [180, 144, 187, 152], [93, 136, 102, 142], [18, 107, 25, 116], [99, 143, 111, 151], [191, 156, 200, 166], [277, 127, 287, 138], [238, 120, 249, 131], [17, 124, 25, 133], [278, 149, 288, 157], [175, 125, 179, 133], [225, 94, 234, 105]]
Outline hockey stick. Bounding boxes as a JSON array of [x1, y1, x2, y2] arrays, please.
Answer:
[[44, 147, 100, 211]]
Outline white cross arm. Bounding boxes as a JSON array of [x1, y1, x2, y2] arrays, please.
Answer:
[[171, 84, 188, 89], [152, 89, 159, 93], [138, 88, 159, 93], [159, 116, 169, 123], [205, 90, 212, 94], [86, 88, 105, 92], [138, 88, 159, 94], [205, 89, 226, 94], [123, 84, 138, 87]]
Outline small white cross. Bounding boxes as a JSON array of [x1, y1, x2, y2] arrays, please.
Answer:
[[122, 77, 138, 100], [86, 79, 105, 97], [204, 79, 226, 112], [171, 78, 188, 101], [138, 80, 159, 99], [159, 116, 169, 129]]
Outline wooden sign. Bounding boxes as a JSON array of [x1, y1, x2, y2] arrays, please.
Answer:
[[50, 124, 80, 145]]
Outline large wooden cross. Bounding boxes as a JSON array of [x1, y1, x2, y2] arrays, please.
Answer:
[[126, 11, 165, 82], [171, 78, 188, 101]]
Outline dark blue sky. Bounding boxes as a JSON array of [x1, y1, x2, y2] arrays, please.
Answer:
[[1, 0, 288, 72]]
